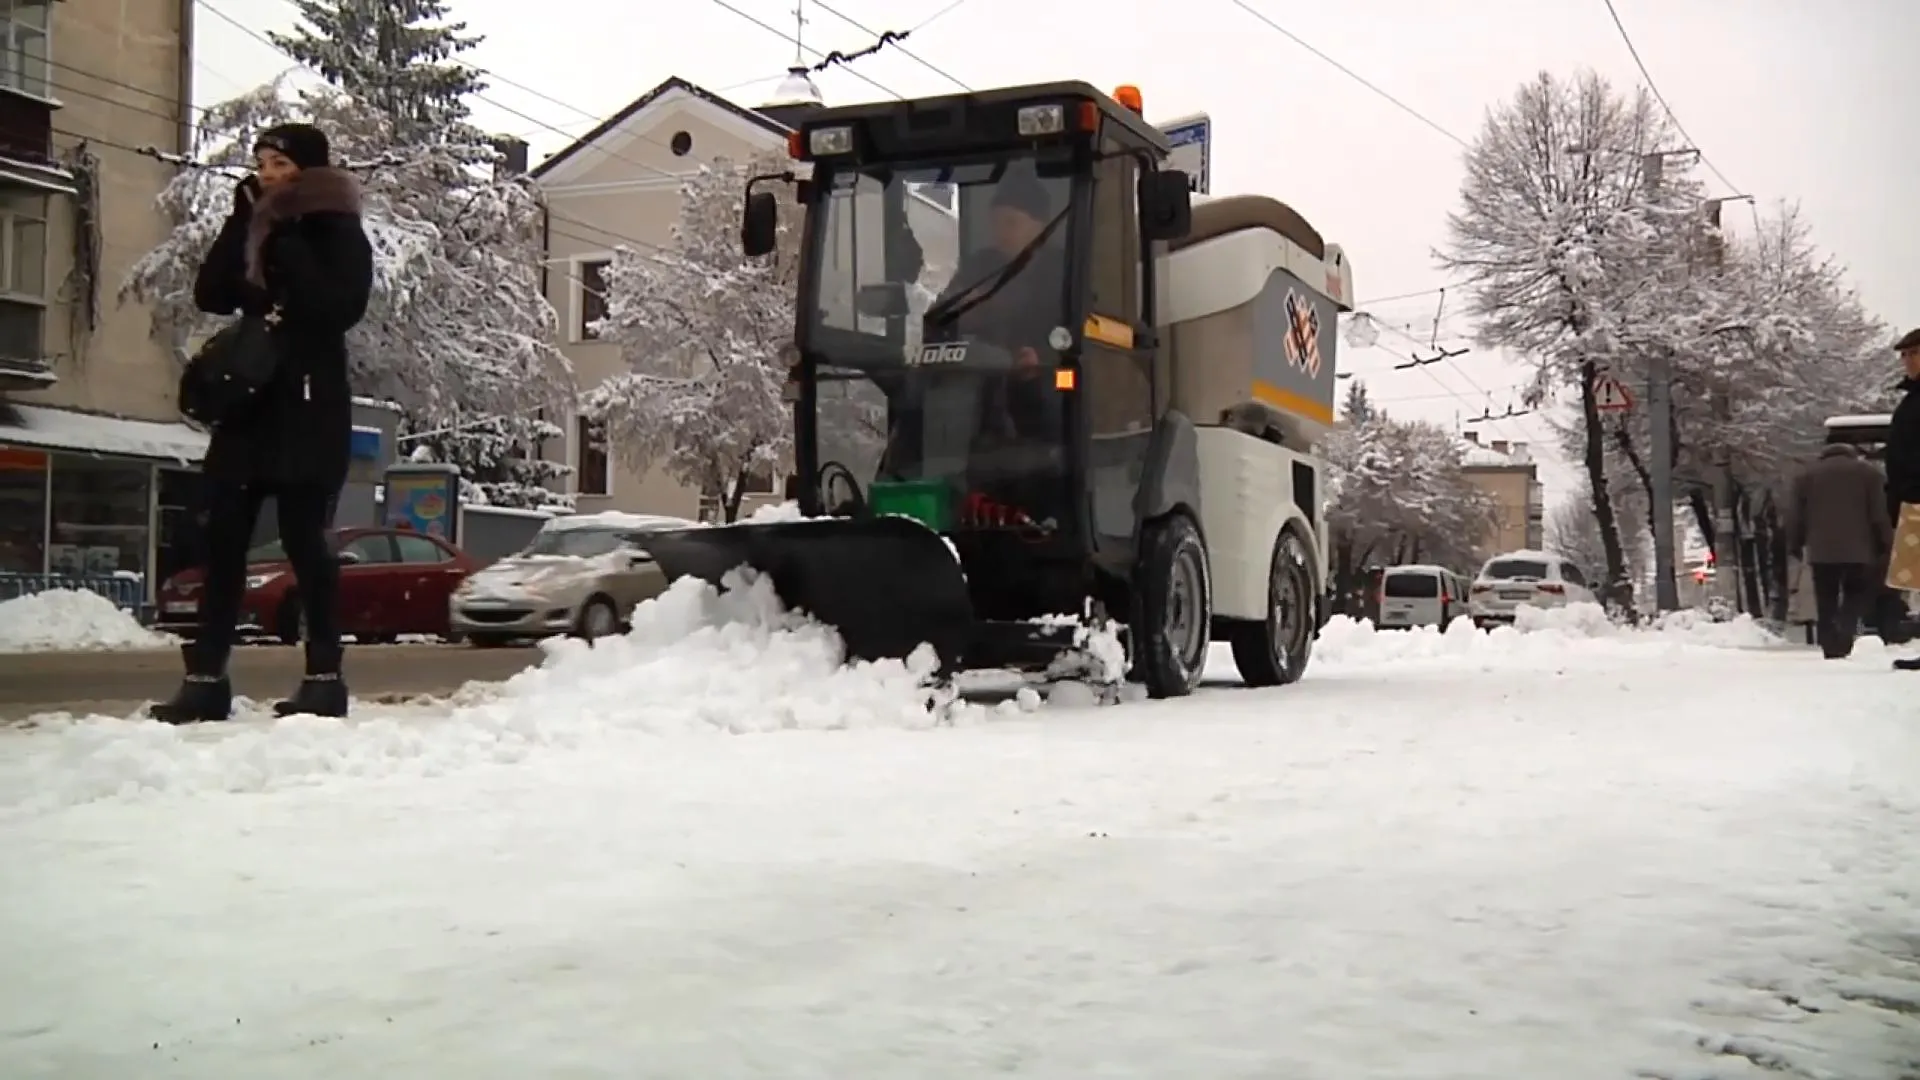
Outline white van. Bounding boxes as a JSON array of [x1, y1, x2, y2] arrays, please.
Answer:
[[1377, 565, 1468, 630]]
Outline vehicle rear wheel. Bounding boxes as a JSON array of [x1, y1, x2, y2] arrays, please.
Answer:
[[1129, 514, 1211, 699], [574, 595, 621, 641], [274, 594, 303, 646], [1229, 528, 1314, 687]]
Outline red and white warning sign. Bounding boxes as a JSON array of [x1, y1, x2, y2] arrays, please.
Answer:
[[1592, 371, 1634, 412]]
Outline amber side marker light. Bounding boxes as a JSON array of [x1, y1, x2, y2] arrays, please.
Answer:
[[1054, 368, 1077, 391]]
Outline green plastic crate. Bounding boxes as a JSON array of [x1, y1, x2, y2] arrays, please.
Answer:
[[868, 479, 953, 532]]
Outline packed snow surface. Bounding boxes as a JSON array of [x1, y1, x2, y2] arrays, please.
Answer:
[[0, 588, 173, 653], [1, 594, 1916, 1080]]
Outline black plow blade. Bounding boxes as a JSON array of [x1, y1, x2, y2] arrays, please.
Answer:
[[640, 516, 975, 668]]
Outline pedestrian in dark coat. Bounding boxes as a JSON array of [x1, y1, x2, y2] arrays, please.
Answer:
[[1887, 328, 1920, 670], [1785, 439, 1892, 658], [150, 122, 373, 724]]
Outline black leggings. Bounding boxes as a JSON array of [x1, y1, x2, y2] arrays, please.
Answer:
[[196, 482, 341, 665]]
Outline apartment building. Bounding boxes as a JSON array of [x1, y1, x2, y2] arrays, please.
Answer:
[[0, 0, 199, 600], [1460, 431, 1544, 557]]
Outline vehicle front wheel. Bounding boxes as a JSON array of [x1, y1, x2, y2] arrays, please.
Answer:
[[1128, 513, 1211, 699], [573, 595, 621, 641], [1229, 528, 1315, 687]]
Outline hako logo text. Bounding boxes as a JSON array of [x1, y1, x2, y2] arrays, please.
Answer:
[[910, 342, 969, 367]]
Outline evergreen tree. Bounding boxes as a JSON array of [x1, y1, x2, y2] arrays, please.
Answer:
[[267, 0, 485, 144], [1341, 379, 1377, 424]]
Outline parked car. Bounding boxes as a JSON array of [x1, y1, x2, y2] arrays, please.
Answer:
[[1468, 551, 1596, 628], [154, 527, 478, 644], [1376, 564, 1470, 630], [449, 512, 699, 646]]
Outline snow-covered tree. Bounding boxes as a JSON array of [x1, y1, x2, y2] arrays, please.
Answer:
[[1438, 70, 1703, 609], [120, 80, 574, 508], [585, 155, 797, 523], [1339, 379, 1377, 424], [1325, 393, 1498, 591], [268, 0, 484, 144]]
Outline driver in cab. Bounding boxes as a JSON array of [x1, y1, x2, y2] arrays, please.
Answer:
[[928, 176, 1063, 442]]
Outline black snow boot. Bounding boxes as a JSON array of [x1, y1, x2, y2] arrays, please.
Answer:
[[273, 644, 348, 718], [147, 642, 233, 725], [1894, 656, 1920, 671]]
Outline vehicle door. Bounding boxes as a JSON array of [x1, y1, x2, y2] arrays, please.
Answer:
[[1379, 570, 1440, 627], [1559, 561, 1593, 603], [335, 532, 399, 632], [392, 532, 466, 634]]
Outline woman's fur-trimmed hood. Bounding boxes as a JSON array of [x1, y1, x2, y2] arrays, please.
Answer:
[[245, 166, 363, 287]]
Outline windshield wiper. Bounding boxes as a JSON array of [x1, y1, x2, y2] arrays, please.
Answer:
[[923, 206, 1072, 329]]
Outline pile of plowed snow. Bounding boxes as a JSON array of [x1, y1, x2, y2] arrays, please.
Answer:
[[1313, 602, 1784, 671], [0, 571, 1038, 812], [0, 588, 174, 653]]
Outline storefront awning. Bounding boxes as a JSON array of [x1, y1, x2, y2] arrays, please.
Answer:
[[0, 402, 208, 465]]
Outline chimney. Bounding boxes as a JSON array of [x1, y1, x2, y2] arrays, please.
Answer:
[[1463, 431, 1480, 445], [493, 137, 530, 178], [1491, 439, 1510, 454], [1511, 441, 1531, 462]]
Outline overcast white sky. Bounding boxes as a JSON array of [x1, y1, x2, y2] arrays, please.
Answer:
[[194, 0, 1920, 503]]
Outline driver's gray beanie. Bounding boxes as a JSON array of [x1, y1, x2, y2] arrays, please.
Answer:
[[992, 175, 1050, 220]]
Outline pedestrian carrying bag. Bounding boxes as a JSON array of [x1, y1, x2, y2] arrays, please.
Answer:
[[178, 313, 280, 428], [1888, 503, 1920, 591]]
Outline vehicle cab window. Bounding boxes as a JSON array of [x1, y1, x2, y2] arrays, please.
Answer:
[[1560, 562, 1588, 588], [1083, 146, 1152, 441], [341, 534, 396, 564], [395, 534, 451, 563]]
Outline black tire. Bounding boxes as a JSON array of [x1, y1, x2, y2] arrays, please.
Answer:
[[1129, 514, 1212, 699], [274, 594, 303, 646], [573, 595, 621, 641], [1229, 528, 1315, 687]]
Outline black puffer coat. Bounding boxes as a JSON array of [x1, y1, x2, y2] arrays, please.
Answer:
[[192, 166, 373, 490], [1886, 377, 1920, 516]]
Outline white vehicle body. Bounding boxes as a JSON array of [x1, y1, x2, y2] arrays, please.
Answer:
[[1377, 564, 1469, 629], [1156, 194, 1352, 629], [1469, 551, 1596, 625]]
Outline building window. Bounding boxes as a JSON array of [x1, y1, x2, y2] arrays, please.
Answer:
[[48, 454, 150, 580], [0, 187, 46, 363], [577, 258, 610, 340], [0, 0, 51, 100], [0, 444, 46, 574], [575, 415, 609, 496]]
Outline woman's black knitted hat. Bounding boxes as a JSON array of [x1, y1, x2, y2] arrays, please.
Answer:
[[253, 123, 331, 169]]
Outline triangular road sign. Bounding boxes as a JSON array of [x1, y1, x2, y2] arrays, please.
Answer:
[[1593, 372, 1634, 412]]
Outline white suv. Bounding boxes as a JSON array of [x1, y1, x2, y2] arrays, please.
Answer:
[[1469, 551, 1596, 627]]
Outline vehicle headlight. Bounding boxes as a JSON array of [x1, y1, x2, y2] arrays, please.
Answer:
[[808, 125, 853, 156], [245, 572, 282, 590]]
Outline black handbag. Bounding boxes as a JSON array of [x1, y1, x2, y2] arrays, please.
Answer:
[[179, 312, 280, 428]]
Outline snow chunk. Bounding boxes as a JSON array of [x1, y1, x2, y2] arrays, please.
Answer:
[[1313, 602, 1783, 671], [0, 571, 1027, 812], [0, 590, 174, 653], [740, 500, 804, 523]]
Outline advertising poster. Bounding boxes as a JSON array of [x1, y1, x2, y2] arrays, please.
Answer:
[[385, 471, 456, 540]]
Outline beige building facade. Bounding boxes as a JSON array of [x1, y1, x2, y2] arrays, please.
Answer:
[[532, 77, 803, 523], [0, 0, 201, 601], [530, 73, 959, 522], [1460, 432, 1544, 559]]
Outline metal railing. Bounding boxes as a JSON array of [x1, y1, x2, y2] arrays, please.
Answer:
[[0, 572, 147, 615]]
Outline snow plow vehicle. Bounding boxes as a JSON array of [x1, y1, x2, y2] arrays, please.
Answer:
[[640, 81, 1354, 697]]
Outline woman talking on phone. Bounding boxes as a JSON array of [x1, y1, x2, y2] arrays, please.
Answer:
[[150, 123, 373, 724]]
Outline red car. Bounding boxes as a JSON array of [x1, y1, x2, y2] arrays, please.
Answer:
[[155, 526, 479, 644]]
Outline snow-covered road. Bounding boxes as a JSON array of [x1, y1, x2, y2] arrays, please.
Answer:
[[1, 584, 1916, 1080]]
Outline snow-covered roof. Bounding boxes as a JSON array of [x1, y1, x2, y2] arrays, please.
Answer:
[[544, 511, 698, 533], [0, 403, 207, 464]]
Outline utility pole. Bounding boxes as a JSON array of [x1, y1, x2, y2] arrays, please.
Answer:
[[1643, 152, 1680, 612]]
